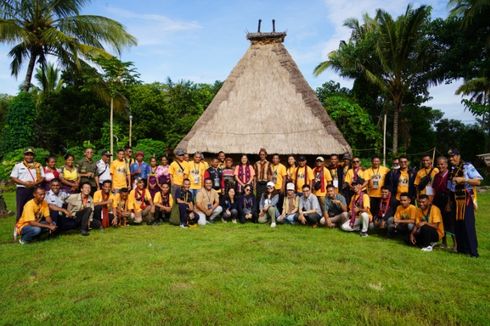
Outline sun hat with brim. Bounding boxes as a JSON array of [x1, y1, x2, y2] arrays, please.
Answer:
[[286, 183, 295, 191], [24, 148, 35, 155], [266, 181, 275, 188]]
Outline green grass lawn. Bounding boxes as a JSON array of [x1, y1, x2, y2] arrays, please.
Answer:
[[1, 191, 489, 325]]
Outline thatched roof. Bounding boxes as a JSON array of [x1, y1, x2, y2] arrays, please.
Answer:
[[177, 30, 351, 156]]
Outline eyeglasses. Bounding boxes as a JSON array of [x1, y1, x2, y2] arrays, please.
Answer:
[[267, 186, 274, 189], [353, 160, 360, 163]]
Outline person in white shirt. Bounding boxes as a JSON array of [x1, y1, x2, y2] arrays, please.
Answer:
[[96, 150, 112, 190]]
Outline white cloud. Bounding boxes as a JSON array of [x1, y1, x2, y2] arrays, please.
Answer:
[[105, 7, 201, 46]]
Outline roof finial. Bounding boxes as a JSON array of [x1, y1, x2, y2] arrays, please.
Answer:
[[257, 19, 262, 33], [272, 19, 276, 32]]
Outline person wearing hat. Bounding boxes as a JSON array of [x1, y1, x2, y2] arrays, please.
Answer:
[[169, 149, 190, 198], [77, 147, 97, 195], [11, 148, 45, 222], [277, 182, 299, 224], [312, 156, 333, 212], [364, 155, 390, 217], [130, 151, 150, 189], [294, 156, 314, 196], [447, 148, 483, 257], [298, 184, 322, 227], [341, 179, 372, 237], [258, 181, 280, 227], [96, 150, 112, 190]]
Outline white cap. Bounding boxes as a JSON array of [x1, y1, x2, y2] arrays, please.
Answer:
[[267, 181, 275, 188], [286, 182, 295, 191]]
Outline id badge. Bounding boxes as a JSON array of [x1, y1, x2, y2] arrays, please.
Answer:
[[207, 203, 212, 210], [193, 175, 200, 184], [333, 179, 339, 188], [373, 179, 379, 189], [425, 185, 434, 196]]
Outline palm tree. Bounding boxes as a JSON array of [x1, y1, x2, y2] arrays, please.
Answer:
[[34, 62, 64, 94], [0, 0, 137, 91], [315, 5, 431, 154]]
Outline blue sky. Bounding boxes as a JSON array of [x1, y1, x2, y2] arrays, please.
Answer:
[[0, 0, 474, 122]]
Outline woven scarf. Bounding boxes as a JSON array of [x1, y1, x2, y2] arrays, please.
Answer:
[[23, 160, 42, 182], [135, 188, 147, 210], [350, 192, 364, 226], [449, 161, 466, 220], [101, 191, 110, 228], [314, 167, 326, 192], [160, 191, 170, 207], [378, 193, 391, 218]]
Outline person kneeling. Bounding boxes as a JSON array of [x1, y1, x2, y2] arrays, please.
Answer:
[[320, 184, 348, 228], [387, 192, 416, 236], [65, 182, 94, 236], [373, 186, 398, 230], [258, 181, 280, 228], [93, 180, 116, 228], [16, 187, 57, 244], [341, 180, 372, 237], [409, 195, 444, 252], [277, 183, 299, 224], [128, 178, 155, 224], [175, 179, 197, 228], [153, 183, 173, 224], [221, 188, 239, 223], [195, 178, 222, 225], [298, 185, 322, 227], [113, 188, 130, 226]]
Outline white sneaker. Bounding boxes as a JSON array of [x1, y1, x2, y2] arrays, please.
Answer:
[[271, 222, 276, 228], [18, 239, 26, 245], [221, 218, 227, 223], [13, 226, 17, 241], [179, 224, 188, 229], [232, 219, 237, 224], [421, 246, 433, 252]]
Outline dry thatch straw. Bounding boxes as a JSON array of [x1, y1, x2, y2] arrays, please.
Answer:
[[177, 31, 351, 156]]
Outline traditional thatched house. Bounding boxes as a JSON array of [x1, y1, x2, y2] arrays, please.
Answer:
[[177, 24, 351, 159]]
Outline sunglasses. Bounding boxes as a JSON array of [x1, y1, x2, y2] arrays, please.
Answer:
[[245, 188, 251, 191]]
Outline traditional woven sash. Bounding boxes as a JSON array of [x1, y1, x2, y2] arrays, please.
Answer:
[[450, 162, 466, 221], [135, 188, 147, 210], [314, 167, 326, 192], [101, 191, 110, 228], [378, 193, 391, 219], [23, 160, 43, 182], [350, 192, 364, 226]]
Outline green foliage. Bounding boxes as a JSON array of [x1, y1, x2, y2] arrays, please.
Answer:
[[435, 119, 488, 160], [133, 139, 168, 159], [0, 148, 49, 181], [0, 92, 36, 154], [100, 122, 128, 152], [322, 95, 382, 155]]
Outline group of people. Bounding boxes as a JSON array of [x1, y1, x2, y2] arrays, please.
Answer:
[[11, 146, 483, 257]]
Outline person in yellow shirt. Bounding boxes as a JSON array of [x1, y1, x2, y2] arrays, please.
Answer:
[[341, 180, 371, 237], [188, 152, 208, 198], [286, 155, 297, 185], [312, 156, 332, 212], [110, 149, 131, 193], [294, 156, 314, 195], [93, 180, 116, 228], [414, 154, 439, 200], [387, 192, 417, 236], [169, 148, 190, 198], [387, 155, 416, 201], [113, 188, 130, 226], [410, 194, 444, 251], [343, 157, 367, 204], [271, 154, 287, 193], [153, 183, 174, 223], [16, 187, 56, 244], [364, 156, 390, 217], [128, 178, 155, 224]]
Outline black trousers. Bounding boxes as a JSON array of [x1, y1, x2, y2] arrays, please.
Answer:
[[155, 207, 171, 222], [415, 225, 439, 248], [370, 197, 381, 218], [92, 206, 114, 228], [16, 187, 34, 221], [53, 208, 92, 232], [255, 181, 268, 204], [455, 200, 478, 257]]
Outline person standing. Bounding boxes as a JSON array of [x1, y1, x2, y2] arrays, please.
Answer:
[[364, 156, 390, 217], [217, 151, 226, 170], [130, 151, 150, 189], [11, 148, 45, 221], [124, 146, 135, 172], [312, 156, 333, 213], [447, 148, 483, 257], [96, 150, 112, 190], [110, 149, 131, 193], [386, 155, 416, 201], [294, 156, 314, 196], [59, 154, 79, 194], [156, 156, 171, 186], [234, 155, 255, 194], [254, 148, 273, 205], [221, 158, 236, 195], [270, 154, 287, 193], [169, 149, 190, 198], [432, 156, 455, 250], [77, 147, 97, 194], [15, 187, 56, 244], [42, 156, 60, 190], [147, 156, 160, 200], [343, 157, 367, 204], [204, 158, 223, 194], [188, 152, 208, 198], [286, 155, 297, 185], [414, 154, 439, 200], [328, 154, 344, 194]]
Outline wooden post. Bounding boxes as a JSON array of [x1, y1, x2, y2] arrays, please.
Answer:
[[272, 19, 276, 32], [110, 97, 114, 162], [383, 113, 387, 166], [257, 19, 262, 33]]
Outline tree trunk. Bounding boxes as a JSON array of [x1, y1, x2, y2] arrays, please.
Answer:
[[392, 99, 401, 155], [110, 97, 114, 162], [23, 53, 37, 92]]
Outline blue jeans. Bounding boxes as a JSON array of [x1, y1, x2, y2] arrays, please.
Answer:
[[283, 213, 298, 224], [21, 223, 49, 243]]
